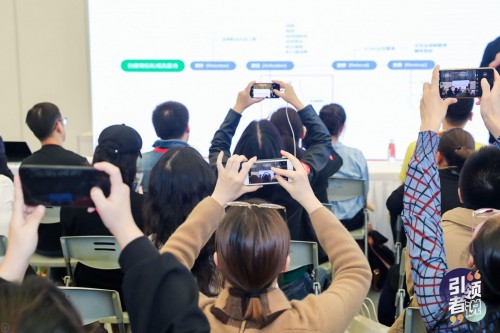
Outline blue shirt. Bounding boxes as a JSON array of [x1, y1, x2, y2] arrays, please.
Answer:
[[329, 141, 369, 220]]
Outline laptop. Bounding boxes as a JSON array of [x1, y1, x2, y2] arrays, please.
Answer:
[[4, 141, 32, 162]]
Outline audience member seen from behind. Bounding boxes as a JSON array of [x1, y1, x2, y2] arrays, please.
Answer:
[[401, 66, 500, 331], [144, 146, 220, 296], [270, 108, 342, 203], [136, 101, 190, 193], [209, 81, 333, 300], [319, 103, 369, 231], [60, 124, 144, 302], [0, 136, 14, 237], [0, 177, 84, 333], [386, 128, 475, 245], [22, 102, 89, 259], [399, 98, 482, 183], [380, 128, 476, 327], [155, 151, 371, 332], [91, 161, 212, 333]]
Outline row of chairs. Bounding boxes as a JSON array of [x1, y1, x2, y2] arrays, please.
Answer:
[[1, 233, 322, 332]]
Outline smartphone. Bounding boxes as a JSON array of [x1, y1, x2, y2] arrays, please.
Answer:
[[439, 68, 494, 99], [19, 165, 111, 207], [250, 83, 280, 99], [244, 158, 293, 185]]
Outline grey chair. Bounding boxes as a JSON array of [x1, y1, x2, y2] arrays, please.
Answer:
[[404, 307, 426, 333], [395, 247, 407, 318], [60, 236, 121, 286], [326, 177, 369, 257], [286, 240, 321, 295], [29, 206, 66, 269], [60, 286, 128, 333]]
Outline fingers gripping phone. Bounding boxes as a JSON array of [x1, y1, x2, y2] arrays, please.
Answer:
[[439, 68, 494, 99], [19, 165, 111, 207], [244, 158, 293, 185], [250, 83, 280, 99]]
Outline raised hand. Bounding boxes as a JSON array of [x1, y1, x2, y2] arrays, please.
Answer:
[[0, 176, 45, 283], [211, 152, 260, 206], [90, 162, 142, 249], [233, 81, 264, 113], [271, 80, 305, 111], [479, 69, 500, 138], [419, 66, 457, 132], [272, 150, 322, 214]]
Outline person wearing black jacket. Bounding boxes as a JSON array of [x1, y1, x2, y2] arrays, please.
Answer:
[[0, 163, 210, 333]]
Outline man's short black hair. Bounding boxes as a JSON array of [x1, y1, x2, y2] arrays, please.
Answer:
[[25, 102, 62, 141], [152, 101, 189, 140], [445, 99, 474, 126], [459, 146, 500, 210]]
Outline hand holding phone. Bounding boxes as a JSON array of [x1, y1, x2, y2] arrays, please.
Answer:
[[19, 165, 111, 207], [439, 68, 494, 99], [244, 158, 293, 185]]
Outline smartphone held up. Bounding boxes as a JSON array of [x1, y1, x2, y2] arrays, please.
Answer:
[[439, 68, 494, 99], [19, 165, 111, 207], [250, 83, 280, 99], [244, 158, 293, 185]]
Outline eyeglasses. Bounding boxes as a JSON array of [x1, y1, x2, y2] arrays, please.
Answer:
[[472, 208, 500, 229], [223, 201, 287, 220], [61, 117, 68, 126]]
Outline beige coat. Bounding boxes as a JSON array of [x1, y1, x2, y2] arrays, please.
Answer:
[[163, 197, 372, 333]]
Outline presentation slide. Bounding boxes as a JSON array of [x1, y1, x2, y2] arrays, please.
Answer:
[[88, 0, 500, 160]]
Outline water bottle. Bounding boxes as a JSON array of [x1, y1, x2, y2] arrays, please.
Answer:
[[388, 139, 396, 162]]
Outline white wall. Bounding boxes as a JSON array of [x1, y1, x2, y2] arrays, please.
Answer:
[[0, 0, 92, 155]]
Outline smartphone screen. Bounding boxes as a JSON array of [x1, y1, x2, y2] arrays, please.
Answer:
[[250, 83, 280, 98], [19, 165, 111, 207], [246, 159, 291, 185], [439, 68, 494, 99]]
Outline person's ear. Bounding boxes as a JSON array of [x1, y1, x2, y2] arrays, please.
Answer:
[[338, 124, 345, 135], [213, 252, 220, 268], [185, 124, 190, 134], [468, 112, 473, 122], [282, 255, 290, 272], [54, 121, 63, 134], [436, 151, 444, 166], [468, 254, 475, 268], [458, 188, 463, 203]]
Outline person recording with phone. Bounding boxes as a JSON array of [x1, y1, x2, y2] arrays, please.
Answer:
[[208, 81, 334, 300], [269, 107, 343, 203], [88, 150, 371, 333]]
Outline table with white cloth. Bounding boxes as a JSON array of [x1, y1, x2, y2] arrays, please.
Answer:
[[366, 160, 403, 250]]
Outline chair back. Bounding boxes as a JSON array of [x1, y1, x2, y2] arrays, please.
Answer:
[[404, 307, 426, 333], [0, 235, 7, 256], [326, 177, 369, 257], [60, 287, 126, 333], [286, 240, 321, 295], [327, 177, 366, 203], [395, 247, 407, 318], [60, 236, 121, 285], [41, 206, 61, 224]]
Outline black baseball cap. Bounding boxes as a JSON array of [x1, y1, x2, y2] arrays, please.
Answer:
[[97, 124, 142, 156]]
